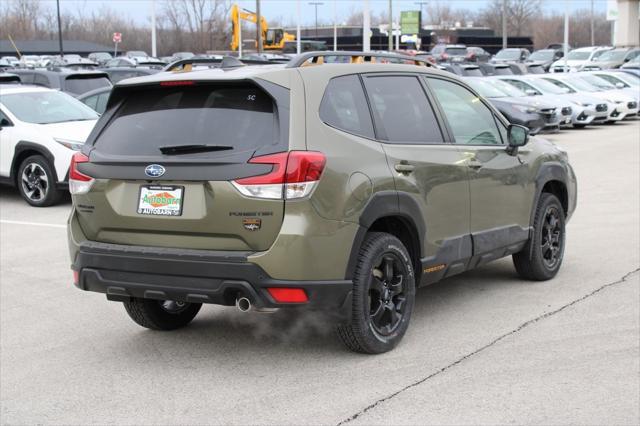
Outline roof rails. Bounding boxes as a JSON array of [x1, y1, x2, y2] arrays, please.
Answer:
[[164, 56, 275, 72], [286, 51, 434, 68]]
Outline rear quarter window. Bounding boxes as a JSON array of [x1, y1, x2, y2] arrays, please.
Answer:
[[319, 75, 375, 139], [94, 84, 278, 157]]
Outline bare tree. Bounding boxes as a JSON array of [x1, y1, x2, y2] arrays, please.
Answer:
[[479, 0, 541, 37]]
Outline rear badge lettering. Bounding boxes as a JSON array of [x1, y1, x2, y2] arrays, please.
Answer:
[[243, 218, 262, 231]]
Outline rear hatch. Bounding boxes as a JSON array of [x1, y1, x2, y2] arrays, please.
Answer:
[[74, 80, 289, 251]]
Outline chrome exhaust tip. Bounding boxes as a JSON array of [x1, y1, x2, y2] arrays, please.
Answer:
[[236, 297, 252, 312]]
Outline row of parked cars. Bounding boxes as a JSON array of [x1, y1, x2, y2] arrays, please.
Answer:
[[418, 44, 640, 73], [0, 49, 638, 207]]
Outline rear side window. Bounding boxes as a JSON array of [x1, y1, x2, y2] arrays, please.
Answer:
[[363, 75, 443, 144], [64, 76, 111, 95], [95, 84, 277, 157], [319, 75, 374, 139]]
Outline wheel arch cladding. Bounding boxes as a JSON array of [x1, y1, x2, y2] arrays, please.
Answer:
[[11, 142, 59, 184], [533, 162, 568, 222], [345, 191, 425, 283]]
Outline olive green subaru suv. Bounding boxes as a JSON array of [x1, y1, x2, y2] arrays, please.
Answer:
[[68, 52, 577, 354]]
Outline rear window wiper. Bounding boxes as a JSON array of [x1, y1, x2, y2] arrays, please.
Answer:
[[159, 144, 234, 155]]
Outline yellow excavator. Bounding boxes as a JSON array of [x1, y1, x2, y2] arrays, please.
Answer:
[[230, 4, 295, 51]]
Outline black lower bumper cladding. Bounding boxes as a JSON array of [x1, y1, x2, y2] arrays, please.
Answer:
[[73, 241, 353, 311]]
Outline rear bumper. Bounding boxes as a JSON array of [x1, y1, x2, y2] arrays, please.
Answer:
[[72, 241, 353, 312]]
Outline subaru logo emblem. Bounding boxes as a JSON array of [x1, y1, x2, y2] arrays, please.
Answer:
[[145, 164, 165, 178]]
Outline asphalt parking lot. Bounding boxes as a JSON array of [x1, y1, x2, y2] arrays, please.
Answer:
[[1, 120, 639, 425]]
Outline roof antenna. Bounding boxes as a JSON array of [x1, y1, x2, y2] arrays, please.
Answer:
[[220, 56, 246, 69]]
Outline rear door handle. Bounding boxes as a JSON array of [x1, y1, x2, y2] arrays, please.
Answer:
[[394, 163, 415, 174]]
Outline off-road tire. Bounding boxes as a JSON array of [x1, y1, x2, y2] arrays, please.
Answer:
[[513, 193, 566, 281], [124, 298, 202, 330], [337, 232, 416, 354], [17, 155, 62, 207]]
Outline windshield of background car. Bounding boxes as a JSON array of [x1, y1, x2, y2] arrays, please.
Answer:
[[94, 84, 277, 157], [566, 51, 591, 60], [565, 77, 600, 92], [496, 49, 520, 60], [530, 50, 554, 61], [445, 47, 467, 56], [1, 90, 98, 124], [64, 76, 111, 95], [492, 79, 526, 97], [579, 74, 615, 89], [596, 50, 627, 62], [527, 77, 567, 94], [466, 79, 508, 98], [614, 72, 640, 86]]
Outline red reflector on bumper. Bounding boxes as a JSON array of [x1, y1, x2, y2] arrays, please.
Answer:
[[267, 288, 308, 303], [73, 270, 79, 285]]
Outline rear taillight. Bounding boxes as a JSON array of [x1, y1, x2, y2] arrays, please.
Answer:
[[69, 152, 94, 195], [442, 52, 449, 60], [231, 151, 326, 200]]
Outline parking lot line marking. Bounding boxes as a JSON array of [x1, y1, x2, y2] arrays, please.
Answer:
[[0, 219, 66, 229]]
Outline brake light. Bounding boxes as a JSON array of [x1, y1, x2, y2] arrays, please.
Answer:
[[160, 80, 195, 87], [231, 151, 326, 199], [69, 152, 94, 195], [267, 287, 308, 303]]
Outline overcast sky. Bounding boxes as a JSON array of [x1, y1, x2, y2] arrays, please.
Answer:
[[33, 0, 609, 27]]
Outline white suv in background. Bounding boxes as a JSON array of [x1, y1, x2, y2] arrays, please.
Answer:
[[0, 85, 99, 206], [550, 46, 612, 73]]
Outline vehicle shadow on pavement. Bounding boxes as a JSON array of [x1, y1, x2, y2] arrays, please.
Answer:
[[105, 259, 522, 357]]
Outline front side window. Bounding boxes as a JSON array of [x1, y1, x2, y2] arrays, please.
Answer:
[[427, 78, 502, 145], [363, 75, 443, 144], [319, 75, 374, 139]]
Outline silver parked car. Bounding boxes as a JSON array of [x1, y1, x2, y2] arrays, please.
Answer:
[[497, 75, 608, 128]]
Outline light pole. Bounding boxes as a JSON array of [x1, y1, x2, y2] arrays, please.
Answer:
[[309, 2, 324, 39], [590, 0, 594, 46], [56, 0, 64, 57], [151, 0, 157, 57], [415, 1, 428, 29], [388, 0, 393, 52], [502, 0, 507, 49], [256, 0, 262, 53]]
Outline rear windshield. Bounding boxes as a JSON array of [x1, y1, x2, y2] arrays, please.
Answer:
[[445, 47, 467, 56], [65, 76, 111, 95], [95, 84, 276, 157], [463, 68, 483, 76]]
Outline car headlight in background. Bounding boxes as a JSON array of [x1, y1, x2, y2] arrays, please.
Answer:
[[54, 138, 84, 151], [513, 104, 537, 114]]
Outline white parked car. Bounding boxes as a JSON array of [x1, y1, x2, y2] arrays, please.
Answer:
[[0, 86, 99, 206], [542, 74, 637, 122], [550, 46, 612, 73]]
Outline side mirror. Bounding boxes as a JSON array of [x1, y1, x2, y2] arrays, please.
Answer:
[[507, 124, 529, 155], [525, 89, 538, 96], [615, 82, 625, 89], [0, 118, 11, 128]]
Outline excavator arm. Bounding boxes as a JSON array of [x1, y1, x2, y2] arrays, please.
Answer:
[[230, 4, 268, 51]]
